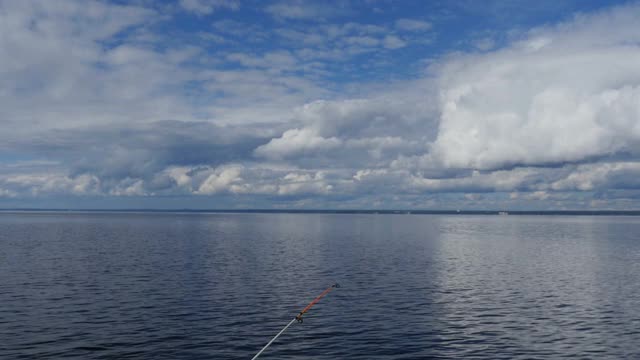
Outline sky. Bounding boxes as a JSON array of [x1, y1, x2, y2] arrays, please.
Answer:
[[1, 0, 640, 210]]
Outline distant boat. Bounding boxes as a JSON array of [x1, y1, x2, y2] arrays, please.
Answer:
[[499, 211, 509, 215]]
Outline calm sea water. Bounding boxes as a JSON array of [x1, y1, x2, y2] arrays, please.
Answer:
[[1, 212, 640, 359]]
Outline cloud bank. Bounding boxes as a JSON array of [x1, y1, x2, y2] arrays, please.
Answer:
[[1, 1, 640, 209]]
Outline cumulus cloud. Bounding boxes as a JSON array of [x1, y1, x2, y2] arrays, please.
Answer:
[[550, 162, 640, 191], [0, 0, 195, 135], [196, 166, 244, 194], [427, 4, 640, 170], [0, 173, 101, 197], [254, 92, 435, 167], [255, 128, 342, 160], [3, 1, 640, 209], [150, 165, 335, 197]]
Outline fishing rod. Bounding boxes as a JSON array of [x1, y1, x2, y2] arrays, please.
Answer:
[[251, 283, 340, 359]]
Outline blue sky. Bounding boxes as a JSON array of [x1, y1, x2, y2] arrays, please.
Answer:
[[1, 0, 640, 210]]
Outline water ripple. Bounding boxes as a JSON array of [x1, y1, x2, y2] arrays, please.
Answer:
[[1, 213, 640, 358]]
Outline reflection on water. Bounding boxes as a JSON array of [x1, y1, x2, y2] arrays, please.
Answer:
[[1, 213, 640, 358]]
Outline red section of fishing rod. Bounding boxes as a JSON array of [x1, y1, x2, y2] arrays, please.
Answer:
[[295, 283, 340, 323], [251, 283, 340, 360]]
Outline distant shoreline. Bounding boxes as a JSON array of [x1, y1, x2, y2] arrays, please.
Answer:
[[1, 209, 640, 216]]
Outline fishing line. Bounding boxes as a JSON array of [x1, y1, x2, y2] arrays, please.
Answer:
[[251, 283, 340, 359]]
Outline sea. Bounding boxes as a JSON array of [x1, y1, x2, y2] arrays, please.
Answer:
[[1, 212, 640, 359]]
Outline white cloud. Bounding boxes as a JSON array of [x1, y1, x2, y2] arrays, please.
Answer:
[[3, 1, 640, 209], [268, 21, 413, 68], [473, 37, 496, 51], [179, 0, 239, 15], [265, 0, 348, 20], [277, 172, 333, 195], [427, 3, 640, 170], [395, 19, 431, 32], [196, 166, 244, 195], [344, 36, 380, 47], [162, 167, 194, 190], [254, 128, 342, 160], [383, 35, 407, 49], [1, 173, 101, 196], [0, 188, 17, 198], [225, 51, 298, 71], [253, 92, 436, 164], [0, 0, 195, 134], [523, 191, 550, 201], [407, 168, 540, 193], [550, 162, 640, 191]]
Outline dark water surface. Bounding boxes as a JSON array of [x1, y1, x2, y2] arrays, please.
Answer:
[[2, 213, 640, 359]]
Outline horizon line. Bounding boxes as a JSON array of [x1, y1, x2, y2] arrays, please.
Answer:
[[1, 208, 640, 216]]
